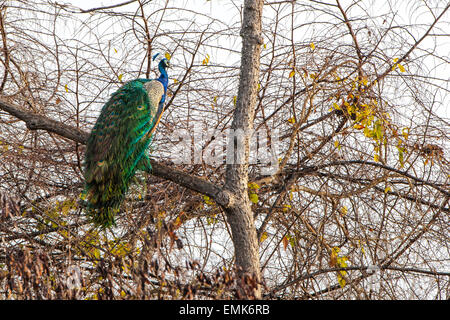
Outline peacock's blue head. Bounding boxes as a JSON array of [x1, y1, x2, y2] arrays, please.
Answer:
[[159, 58, 170, 70]]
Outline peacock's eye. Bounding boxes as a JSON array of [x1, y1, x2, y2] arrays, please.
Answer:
[[97, 160, 106, 167], [137, 105, 145, 110]]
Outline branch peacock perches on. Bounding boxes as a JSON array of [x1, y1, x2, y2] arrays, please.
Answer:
[[83, 55, 170, 228]]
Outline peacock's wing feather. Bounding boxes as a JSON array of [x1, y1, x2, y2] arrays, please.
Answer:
[[83, 79, 165, 228]]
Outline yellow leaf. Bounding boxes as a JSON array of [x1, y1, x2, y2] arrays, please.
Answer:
[[249, 193, 259, 204], [202, 54, 210, 65], [164, 52, 171, 60], [338, 275, 346, 288], [393, 58, 399, 63], [340, 206, 348, 215], [398, 64, 405, 72], [173, 78, 178, 83], [248, 182, 260, 190], [260, 231, 268, 243], [174, 216, 182, 228], [374, 154, 379, 162], [337, 256, 348, 268], [64, 84, 68, 93], [384, 186, 391, 193], [202, 195, 214, 205], [289, 70, 295, 78], [233, 95, 237, 105], [333, 102, 341, 110], [359, 240, 366, 255], [287, 117, 296, 124], [402, 127, 409, 140], [334, 140, 340, 148], [310, 42, 315, 50], [114, 48, 118, 53], [118, 74, 123, 81]]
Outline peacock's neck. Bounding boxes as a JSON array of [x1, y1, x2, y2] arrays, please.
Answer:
[[158, 66, 169, 90]]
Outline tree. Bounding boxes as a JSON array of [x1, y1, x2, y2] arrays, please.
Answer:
[[0, 0, 448, 299]]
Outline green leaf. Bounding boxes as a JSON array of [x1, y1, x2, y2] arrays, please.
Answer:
[[374, 120, 382, 140], [398, 147, 405, 168]]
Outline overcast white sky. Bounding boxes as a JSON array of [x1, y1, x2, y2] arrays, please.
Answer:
[[63, 0, 449, 119]]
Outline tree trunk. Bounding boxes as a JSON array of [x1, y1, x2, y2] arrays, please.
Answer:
[[224, 0, 264, 299]]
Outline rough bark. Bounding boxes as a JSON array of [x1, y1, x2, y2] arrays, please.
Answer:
[[223, 0, 264, 299]]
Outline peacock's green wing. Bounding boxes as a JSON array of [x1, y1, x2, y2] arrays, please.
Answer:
[[83, 79, 162, 227]]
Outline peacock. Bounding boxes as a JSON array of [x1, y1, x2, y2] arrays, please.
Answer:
[[83, 54, 170, 228]]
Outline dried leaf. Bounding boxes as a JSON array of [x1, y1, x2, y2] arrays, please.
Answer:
[[282, 236, 289, 250]]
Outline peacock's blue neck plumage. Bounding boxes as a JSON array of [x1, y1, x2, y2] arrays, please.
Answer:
[[157, 63, 169, 91]]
